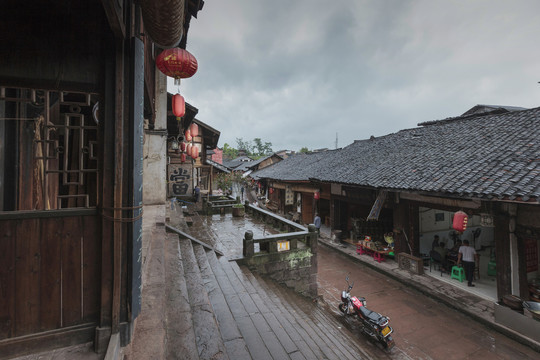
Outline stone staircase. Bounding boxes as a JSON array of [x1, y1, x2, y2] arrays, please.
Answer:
[[175, 233, 372, 359], [128, 222, 373, 359]]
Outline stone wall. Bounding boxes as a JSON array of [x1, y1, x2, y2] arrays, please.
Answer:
[[241, 224, 318, 298]]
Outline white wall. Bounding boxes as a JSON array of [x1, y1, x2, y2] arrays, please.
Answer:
[[418, 207, 494, 254], [142, 70, 167, 205]]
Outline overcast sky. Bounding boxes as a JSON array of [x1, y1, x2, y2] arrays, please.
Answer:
[[169, 0, 540, 152]]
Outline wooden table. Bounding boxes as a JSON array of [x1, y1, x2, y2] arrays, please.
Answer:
[[356, 243, 392, 263]]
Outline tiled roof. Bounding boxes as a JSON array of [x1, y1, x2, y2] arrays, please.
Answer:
[[254, 107, 540, 202], [250, 151, 338, 181]]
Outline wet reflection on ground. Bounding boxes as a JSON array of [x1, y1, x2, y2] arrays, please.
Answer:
[[185, 212, 280, 259]]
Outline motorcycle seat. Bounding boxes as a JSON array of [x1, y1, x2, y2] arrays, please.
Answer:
[[359, 306, 382, 323]]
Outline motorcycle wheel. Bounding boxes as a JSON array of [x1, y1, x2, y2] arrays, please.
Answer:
[[338, 303, 347, 314], [381, 335, 394, 350]]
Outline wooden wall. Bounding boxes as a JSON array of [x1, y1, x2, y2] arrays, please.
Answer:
[[0, 214, 100, 341]]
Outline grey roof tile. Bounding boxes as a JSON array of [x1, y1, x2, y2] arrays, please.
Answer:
[[252, 107, 540, 202]]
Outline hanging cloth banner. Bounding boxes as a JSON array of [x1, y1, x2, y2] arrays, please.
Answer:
[[367, 191, 387, 221]]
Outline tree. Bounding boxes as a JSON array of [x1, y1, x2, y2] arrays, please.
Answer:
[[215, 172, 249, 196], [235, 137, 253, 155], [299, 147, 309, 153], [222, 143, 238, 160], [253, 138, 273, 157]]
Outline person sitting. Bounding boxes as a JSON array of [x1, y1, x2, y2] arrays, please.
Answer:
[[434, 242, 449, 270], [432, 235, 440, 250], [447, 239, 462, 263]]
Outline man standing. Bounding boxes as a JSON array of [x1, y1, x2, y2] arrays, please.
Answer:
[[314, 213, 321, 237], [457, 240, 478, 287], [194, 185, 200, 203]]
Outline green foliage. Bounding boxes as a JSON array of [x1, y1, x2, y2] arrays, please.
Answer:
[[215, 172, 249, 193], [223, 143, 238, 159], [299, 147, 309, 153], [232, 137, 273, 157]]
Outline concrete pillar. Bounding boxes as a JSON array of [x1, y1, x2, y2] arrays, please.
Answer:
[[243, 230, 254, 258], [143, 70, 167, 205], [308, 224, 318, 254]]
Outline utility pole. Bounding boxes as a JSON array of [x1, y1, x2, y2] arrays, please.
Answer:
[[335, 132, 338, 149]]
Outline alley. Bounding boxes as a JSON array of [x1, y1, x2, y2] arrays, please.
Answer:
[[317, 245, 539, 359]]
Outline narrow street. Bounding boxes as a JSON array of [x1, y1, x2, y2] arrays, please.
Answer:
[[317, 245, 539, 359]]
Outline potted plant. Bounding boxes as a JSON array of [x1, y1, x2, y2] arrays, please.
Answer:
[[232, 203, 245, 217]]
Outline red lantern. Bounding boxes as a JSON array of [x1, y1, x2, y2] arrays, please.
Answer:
[[190, 122, 199, 137], [185, 129, 192, 142], [156, 48, 198, 79], [180, 142, 186, 152], [186, 143, 192, 156], [452, 211, 468, 233], [172, 93, 185, 117], [180, 153, 186, 163], [314, 191, 320, 200], [191, 146, 199, 159], [269, 188, 274, 194]]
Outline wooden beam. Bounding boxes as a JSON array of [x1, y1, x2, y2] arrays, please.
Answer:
[[112, 39, 124, 334], [399, 192, 481, 209], [101, 0, 126, 39]]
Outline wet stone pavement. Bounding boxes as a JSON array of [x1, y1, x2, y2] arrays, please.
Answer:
[[317, 245, 540, 359], [176, 207, 540, 359]]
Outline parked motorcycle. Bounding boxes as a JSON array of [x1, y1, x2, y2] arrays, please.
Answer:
[[338, 275, 394, 349]]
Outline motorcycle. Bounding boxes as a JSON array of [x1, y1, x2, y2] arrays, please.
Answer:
[[338, 275, 394, 349]]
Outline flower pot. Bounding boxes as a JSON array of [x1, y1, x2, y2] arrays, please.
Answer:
[[232, 206, 245, 217]]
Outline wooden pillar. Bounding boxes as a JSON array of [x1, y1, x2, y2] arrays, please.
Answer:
[[495, 205, 511, 300]]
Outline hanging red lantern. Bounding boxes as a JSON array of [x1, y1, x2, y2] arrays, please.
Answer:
[[180, 141, 186, 152], [186, 143, 192, 157], [191, 146, 199, 159], [156, 48, 198, 79], [185, 129, 192, 142], [314, 191, 320, 200], [180, 153, 186, 163], [172, 93, 185, 117], [269, 188, 274, 194], [190, 122, 199, 137], [452, 211, 468, 233]]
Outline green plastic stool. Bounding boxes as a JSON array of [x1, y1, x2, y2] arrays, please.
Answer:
[[487, 261, 496, 276], [451, 266, 466, 282]]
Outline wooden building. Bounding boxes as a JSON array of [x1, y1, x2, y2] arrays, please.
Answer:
[[252, 106, 540, 308], [0, 0, 204, 357], [166, 100, 221, 199]]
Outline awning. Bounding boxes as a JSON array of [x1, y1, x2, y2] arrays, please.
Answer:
[[367, 191, 387, 221]]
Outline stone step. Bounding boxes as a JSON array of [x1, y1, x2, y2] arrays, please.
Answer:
[[228, 261, 334, 360], [164, 233, 198, 359], [223, 261, 315, 360], [195, 247, 251, 359], [218, 256, 355, 360], [259, 274, 373, 360], [179, 238, 227, 359], [208, 252, 277, 359]]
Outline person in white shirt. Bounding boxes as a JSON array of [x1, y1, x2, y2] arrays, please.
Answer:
[[457, 240, 478, 287]]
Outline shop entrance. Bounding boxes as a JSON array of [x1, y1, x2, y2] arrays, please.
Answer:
[[419, 207, 497, 300]]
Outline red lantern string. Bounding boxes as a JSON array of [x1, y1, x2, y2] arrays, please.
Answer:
[[172, 93, 185, 117], [452, 211, 468, 233], [156, 48, 198, 79], [185, 129, 192, 142], [190, 123, 199, 137]]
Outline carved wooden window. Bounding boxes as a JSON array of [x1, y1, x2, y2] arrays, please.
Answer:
[[0, 87, 99, 211]]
